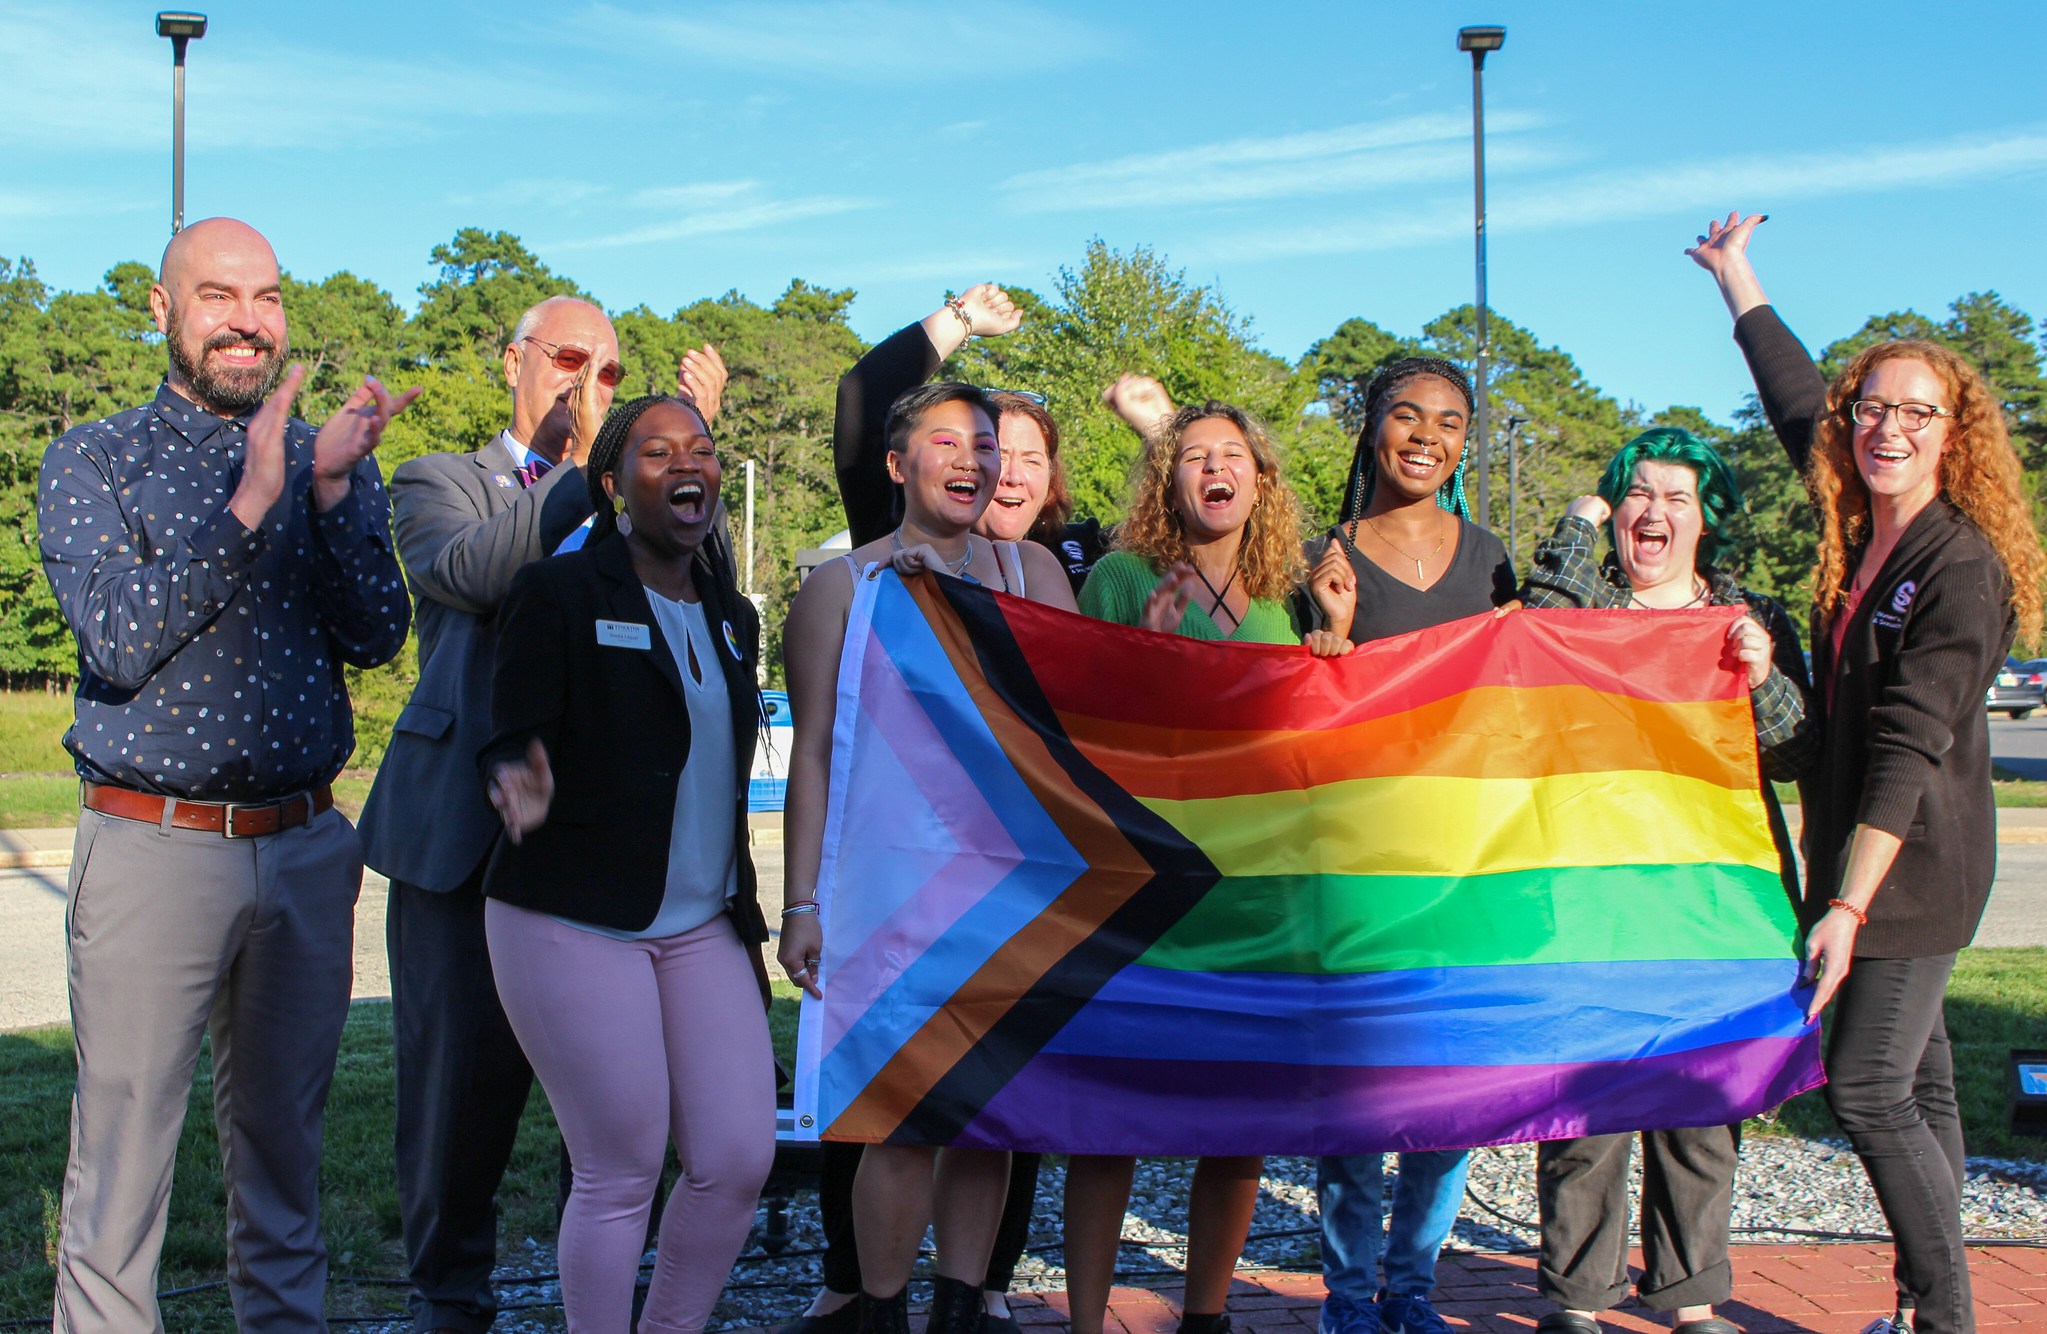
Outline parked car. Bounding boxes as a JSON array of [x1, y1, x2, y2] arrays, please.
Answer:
[[1988, 657, 2046, 719], [750, 690, 793, 811]]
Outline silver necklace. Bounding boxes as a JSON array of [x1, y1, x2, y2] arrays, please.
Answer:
[[891, 529, 975, 578]]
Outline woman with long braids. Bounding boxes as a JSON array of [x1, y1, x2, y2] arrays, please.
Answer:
[[1311, 356, 1516, 1334], [1066, 398, 1354, 1334], [1689, 211, 2045, 1334], [480, 394, 775, 1334], [781, 383, 1077, 1334]]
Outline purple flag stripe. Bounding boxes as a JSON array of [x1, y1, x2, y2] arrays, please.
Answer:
[[942, 1032, 1826, 1156]]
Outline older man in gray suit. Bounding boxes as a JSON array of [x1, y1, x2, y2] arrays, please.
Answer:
[[359, 295, 723, 1334]]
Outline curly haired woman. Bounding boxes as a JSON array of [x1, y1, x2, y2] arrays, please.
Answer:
[[1690, 211, 2045, 1334], [1067, 396, 1353, 1334]]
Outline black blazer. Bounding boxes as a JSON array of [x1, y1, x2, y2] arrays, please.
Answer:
[[1735, 305, 2015, 957], [477, 529, 768, 941]]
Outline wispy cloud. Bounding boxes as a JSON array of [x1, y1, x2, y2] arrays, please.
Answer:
[[548, 182, 877, 250], [569, 1, 1115, 80], [0, 2, 538, 154], [1199, 125, 2047, 261], [1001, 112, 1554, 213]]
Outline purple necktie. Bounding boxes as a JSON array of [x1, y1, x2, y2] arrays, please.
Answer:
[[515, 457, 554, 488]]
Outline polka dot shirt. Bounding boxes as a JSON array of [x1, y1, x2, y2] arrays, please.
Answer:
[[36, 381, 411, 801]]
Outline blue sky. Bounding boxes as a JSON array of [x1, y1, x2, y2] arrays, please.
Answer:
[[4, 0, 2043, 423]]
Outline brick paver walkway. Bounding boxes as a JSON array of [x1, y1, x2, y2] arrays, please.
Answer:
[[750, 1245, 2047, 1334]]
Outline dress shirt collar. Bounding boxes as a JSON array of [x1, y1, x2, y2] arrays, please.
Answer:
[[495, 429, 536, 473], [149, 379, 251, 448]]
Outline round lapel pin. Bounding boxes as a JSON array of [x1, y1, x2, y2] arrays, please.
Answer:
[[723, 620, 743, 661]]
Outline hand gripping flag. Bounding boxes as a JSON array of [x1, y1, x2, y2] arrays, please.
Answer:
[[793, 568, 1823, 1155]]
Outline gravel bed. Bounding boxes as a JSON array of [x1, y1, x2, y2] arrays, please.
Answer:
[[329, 1136, 2047, 1333]]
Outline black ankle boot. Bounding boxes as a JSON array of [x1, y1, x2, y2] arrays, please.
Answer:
[[927, 1276, 986, 1334], [1177, 1314, 1232, 1334], [857, 1289, 910, 1334]]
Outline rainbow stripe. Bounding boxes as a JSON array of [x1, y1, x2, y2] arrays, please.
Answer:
[[792, 570, 1822, 1154]]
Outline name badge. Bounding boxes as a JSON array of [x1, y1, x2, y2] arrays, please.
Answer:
[[596, 619, 652, 650]]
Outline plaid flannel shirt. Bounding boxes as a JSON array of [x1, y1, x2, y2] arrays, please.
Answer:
[[1522, 515, 1817, 782]]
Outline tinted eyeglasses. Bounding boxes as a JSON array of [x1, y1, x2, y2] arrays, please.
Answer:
[[982, 387, 1047, 406], [523, 337, 626, 389]]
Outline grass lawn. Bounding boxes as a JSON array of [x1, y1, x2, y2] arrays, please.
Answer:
[[0, 978, 806, 1328]]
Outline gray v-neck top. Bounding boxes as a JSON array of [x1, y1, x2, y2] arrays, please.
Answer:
[[1318, 517, 1519, 643]]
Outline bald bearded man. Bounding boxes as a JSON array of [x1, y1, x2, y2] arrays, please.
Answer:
[[37, 218, 417, 1334], [357, 296, 726, 1334]]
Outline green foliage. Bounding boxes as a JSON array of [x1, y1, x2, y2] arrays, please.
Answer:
[[1304, 316, 1418, 434], [281, 270, 410, 421], [947, 241, 1340, 527], [410, 229, 589, 363]]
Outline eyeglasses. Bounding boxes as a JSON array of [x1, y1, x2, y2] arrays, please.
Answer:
[[522, 337, 626, 389], [983, 387, 1048, 406], [1849, 399, 1954, 432]]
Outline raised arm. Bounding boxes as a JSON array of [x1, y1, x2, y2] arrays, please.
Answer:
[[1518, 500, 1627, 611], [1686, 212, 1828, 472], [833, 285, 1022, 547]]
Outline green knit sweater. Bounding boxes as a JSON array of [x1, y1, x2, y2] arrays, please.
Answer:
[[1077, 550, 1301, 645]]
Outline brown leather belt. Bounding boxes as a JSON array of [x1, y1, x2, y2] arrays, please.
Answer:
[[83, 782, 334, 838]]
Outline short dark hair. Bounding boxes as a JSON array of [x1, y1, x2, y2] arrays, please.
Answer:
[[1339, 356, 1477, 522], [882, 382, 998, 459]]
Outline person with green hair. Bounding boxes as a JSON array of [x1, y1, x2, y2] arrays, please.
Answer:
[[1518, 426, 1816, 1334]]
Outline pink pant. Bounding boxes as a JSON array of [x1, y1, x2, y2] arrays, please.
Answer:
[[486, 902, 775, 1334]]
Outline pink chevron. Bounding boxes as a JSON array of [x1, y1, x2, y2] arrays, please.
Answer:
[[819, 626, 1027, 1055]]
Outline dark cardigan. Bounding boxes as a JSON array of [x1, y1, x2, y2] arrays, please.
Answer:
[[1734, 305, 2016, 957], [477, 529, 768, 941], [831, 322, 1109, 591]]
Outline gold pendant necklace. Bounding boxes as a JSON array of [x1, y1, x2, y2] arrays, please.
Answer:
[[1361, 512, 1448, 583]]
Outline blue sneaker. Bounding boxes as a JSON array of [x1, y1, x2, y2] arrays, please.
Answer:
[[1377, 1290, 1449, 1334], [1318, 1291, 1382, 1334]]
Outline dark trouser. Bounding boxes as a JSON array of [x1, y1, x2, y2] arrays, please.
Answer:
[[1537, 1126, 1739, 1312], [1825, 953, 1973, 1334], [817, 1143, 1041, 1294], [390, 870, 536, 1334]]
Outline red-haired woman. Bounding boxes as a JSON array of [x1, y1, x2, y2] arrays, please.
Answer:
[[1689, 212, 2045, 1334]]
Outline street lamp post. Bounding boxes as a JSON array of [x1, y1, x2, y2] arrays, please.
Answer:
[[1505, 416, 1526, 559], [156, 12, 208, 234], [1456, 24, 1505, 529]]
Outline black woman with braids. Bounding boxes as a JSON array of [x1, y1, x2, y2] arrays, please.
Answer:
[[480, 393, 775, 1334], [1308, 356, 1518, 1334]]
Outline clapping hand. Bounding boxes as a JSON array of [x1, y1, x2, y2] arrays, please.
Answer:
[[488, 739, 555, 844], [311, 375, 422, 513], [230, 364, 304, 530], [564, 363, 607, 469], [678, 344, 728, 424], [1726, 614, 1773, 690], [1139, 563, 1200, 634], [1102, 373, 1176, 439], [1309, 541, 1357, 642]]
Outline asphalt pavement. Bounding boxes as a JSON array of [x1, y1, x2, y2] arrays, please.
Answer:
[[1992, 711, 2047, 781]]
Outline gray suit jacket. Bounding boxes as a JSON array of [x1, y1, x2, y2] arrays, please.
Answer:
[[358, 436, 588, 891]]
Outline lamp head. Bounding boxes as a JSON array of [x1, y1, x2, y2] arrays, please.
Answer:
[[1457, 24, 1506, 60], [156, 12, 207, 39]]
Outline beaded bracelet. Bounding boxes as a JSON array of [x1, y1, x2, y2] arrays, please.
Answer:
[[945, 296, 974, 336], [1826, 897, 1868, 926], [782, 901, 820, 917]]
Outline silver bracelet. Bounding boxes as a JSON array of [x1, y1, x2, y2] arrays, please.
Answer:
[[782, 901, 820, 916], [945, 297, 974, 337]]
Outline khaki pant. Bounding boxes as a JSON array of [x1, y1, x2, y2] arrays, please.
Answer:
[[55, 805, 362, 1334]]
